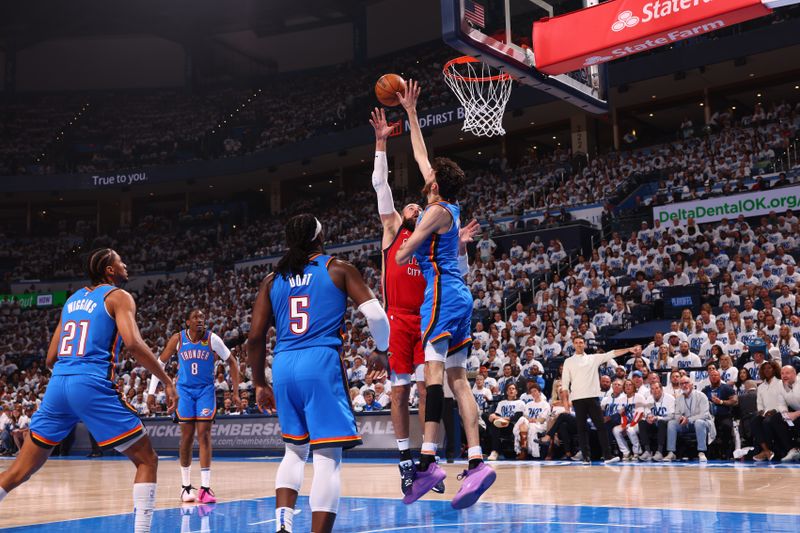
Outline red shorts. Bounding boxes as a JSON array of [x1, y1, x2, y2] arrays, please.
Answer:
[[387, 309, 424, 377]]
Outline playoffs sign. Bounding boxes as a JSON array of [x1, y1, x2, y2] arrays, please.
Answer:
[[533, 0, 772, 74]]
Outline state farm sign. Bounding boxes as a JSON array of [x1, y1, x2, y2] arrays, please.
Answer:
[[533, 0, 772, 75]]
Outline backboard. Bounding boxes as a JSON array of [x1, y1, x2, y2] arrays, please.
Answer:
[[441, 0, 609, 114]]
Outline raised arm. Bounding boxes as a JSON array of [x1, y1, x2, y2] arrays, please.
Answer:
[[107, 289, 177, 413], [247, 273, 276, 413], [396, 204, 450, 265], [370, 107, 403, 248], [398, 80, 433, 183]]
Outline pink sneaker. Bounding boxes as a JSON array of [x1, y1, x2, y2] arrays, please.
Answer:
[[451, 462, 496, 510], [197, 487, 217, 503]]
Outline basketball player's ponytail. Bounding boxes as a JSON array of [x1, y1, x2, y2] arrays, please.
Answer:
[[275, 214, 321, 279], [86, 248, 115, 285]]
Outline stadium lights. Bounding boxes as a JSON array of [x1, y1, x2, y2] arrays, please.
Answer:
[[649, 113, 654, 117], [259, 188, 264, 192], [732, 106, 737, 110], [329, 180, 333, 184], [651, 95, 656, 99], [795, 85, 800, 89], [552, 136, 556, 139], [700, 103, 704, 107], [477, 151, 482, 155], [757, 93, 762, 97]]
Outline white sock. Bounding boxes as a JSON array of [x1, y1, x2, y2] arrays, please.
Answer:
[[133, 482, 157, 533], [181, 466, 191, 487], [421, 442, 437, 455], [0, 487, 7, 503], [200, 468, 211, 488], [276, 507, 294, 532], [396, 438, 410, 451], [467, 446, 483, 460]]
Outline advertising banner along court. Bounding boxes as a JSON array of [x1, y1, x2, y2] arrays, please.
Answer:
[[652, 186, 800, 225]]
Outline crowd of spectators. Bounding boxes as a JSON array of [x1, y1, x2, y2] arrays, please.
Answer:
[[2, 90, 800, 461], [0, 43, 456, 177]]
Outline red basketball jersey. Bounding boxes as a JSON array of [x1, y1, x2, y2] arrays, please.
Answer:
[[382, 228, 425, 314]]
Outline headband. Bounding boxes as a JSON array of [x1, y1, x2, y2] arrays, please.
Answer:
[[312, 218, 322, 241]]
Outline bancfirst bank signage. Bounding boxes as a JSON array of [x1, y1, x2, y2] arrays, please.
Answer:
[[653, 185, 800, 224]]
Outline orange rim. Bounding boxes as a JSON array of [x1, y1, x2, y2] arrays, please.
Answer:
[[443, 56, 511, 83]]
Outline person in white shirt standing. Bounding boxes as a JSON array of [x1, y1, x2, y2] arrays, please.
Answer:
[[560, 337, 639, 464]]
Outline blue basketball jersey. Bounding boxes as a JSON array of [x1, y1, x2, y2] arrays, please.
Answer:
[[414, 201, 464, 287], [270, 253, 346, 353], [177, 329, 216, 388], [52, 284, 122, 381]]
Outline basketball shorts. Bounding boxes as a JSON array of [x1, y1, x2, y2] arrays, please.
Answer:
[[273, 346, 362, 450], [420, 282, 473, 356], [29, 374, 143, 450], [387, 309, 424, 384], [177, 384, 217, 422]]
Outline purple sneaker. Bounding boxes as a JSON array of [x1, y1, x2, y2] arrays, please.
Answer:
[[451, 462, 496, 510], [402, 462, 447, 505]]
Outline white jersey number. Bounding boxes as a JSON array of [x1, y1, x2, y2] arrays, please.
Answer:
[[289, 296, 310, 335]]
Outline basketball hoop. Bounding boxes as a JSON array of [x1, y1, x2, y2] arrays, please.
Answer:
[[443, 56, 513, 138]]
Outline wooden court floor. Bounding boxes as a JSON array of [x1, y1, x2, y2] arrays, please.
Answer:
[[2, 457, 799, 529]]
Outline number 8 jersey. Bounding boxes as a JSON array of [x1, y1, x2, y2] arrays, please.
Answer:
[[177, 329, 230, 388], [270, 253, 346, 352]]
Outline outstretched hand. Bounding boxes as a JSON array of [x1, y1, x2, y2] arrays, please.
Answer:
[[459, 219, 481, 246], [398, 79, 421, 114], [369, 107, 394, 140]]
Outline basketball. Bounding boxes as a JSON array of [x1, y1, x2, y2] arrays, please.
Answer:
[[375, 73, 406, 107]]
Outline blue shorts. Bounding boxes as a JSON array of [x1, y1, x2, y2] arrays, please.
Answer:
[[30, 374, 143, 450], [273, 346, 361, 450], [176, 384, 217, 422], [420, 280, 472, 354]]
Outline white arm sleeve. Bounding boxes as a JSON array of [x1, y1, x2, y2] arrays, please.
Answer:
[[372, 151, 395, 216], [358, 298, 390, 352], [147, 360, 166, 396], [210, 332, 231, 361]]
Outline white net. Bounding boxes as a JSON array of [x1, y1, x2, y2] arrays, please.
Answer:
[[443, 57, 513, 137]]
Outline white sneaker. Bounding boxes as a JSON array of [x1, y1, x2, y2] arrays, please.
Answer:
[[781, 448, 800, 462], [571, 451, 583, 461], [652, 451, 664, 462], [698, 452, 708, 463], [604, 456, 621, 464], [181, 485, 197, 503], [639, 451, 652, 462], [663, 452, 676, 462], [487, 451, 499, 461]]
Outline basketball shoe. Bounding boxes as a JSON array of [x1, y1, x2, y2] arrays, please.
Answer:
[[197, 487, 217, 503], [181, 485, 197, 503], [450, 462, 496, 510]]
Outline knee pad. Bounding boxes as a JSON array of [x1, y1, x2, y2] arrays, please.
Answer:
[[425, 384, 444, 423]]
